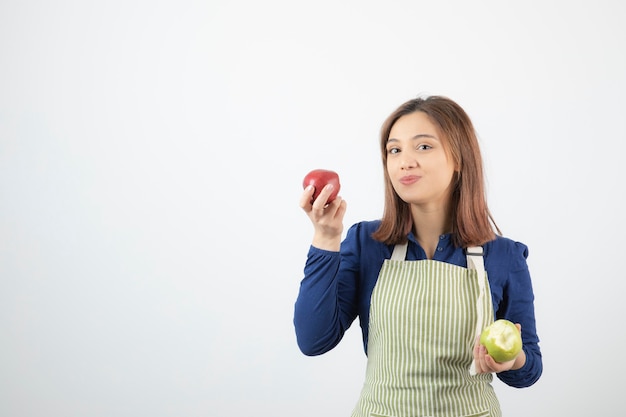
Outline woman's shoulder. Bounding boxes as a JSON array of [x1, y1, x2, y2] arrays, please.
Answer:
[[345, 219, 384, 239], [344, 219, 385, 247], [346, 219, 382, 234], [483, 235, 530, 269], [342, 219, 392, 263]]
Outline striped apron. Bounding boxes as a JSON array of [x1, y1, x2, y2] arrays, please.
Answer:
[[351, 243, 500, 417]]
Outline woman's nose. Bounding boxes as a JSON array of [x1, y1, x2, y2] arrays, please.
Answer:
[[400, 153, 418, 169]]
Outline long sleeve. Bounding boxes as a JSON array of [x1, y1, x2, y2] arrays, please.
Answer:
[[487, 240, 543, 388], [293, 246, 359, 356]]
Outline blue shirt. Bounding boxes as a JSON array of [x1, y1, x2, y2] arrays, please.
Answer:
[[294, 220, 542, 388]]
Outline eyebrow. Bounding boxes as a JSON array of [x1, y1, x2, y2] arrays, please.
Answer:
[[387, 133, 439, 143]]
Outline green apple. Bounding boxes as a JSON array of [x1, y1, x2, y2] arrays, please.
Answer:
[[479, 319, 522, 363]]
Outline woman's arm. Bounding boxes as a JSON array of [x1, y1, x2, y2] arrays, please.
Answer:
[[293, 220, 372, 356], [293, 244, 361, 356], [494, 241, 543, 387]]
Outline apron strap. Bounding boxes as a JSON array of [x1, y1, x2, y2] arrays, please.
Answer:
[[466, 246, 487, 376], [390, 242, 408, 261]]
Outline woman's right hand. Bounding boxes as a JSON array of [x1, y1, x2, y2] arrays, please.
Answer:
[[299, 184, 347, 251]]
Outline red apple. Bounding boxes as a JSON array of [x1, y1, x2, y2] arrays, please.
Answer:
[[479, 319, 522, 363], [302, 169, 340, 204]]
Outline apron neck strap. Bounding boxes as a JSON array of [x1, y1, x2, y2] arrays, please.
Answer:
[[465, 246, 484, 272], [390, 242, 408, 261]]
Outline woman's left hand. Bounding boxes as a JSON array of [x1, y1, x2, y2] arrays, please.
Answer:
[[472, 323, 526, 374]]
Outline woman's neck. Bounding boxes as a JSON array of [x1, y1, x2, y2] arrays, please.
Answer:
[[411, 204, 451, 259]]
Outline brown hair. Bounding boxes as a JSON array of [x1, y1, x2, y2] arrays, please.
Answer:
[[371, 95, 501, 248]]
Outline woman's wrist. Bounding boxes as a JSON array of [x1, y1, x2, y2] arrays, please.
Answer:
[[511, 348, 527, 370]]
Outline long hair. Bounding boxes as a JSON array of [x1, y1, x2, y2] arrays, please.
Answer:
[[371, 95, 501, 248]]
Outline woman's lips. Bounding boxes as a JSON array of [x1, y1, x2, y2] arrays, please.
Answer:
[[399, 175, 420, 185]]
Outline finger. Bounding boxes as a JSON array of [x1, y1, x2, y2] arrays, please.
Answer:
[[311, 197, 340, 221], [334, 198, 347, 219], [313, 183, 336, 208], [472, 337, 485, 374], [310, 196, 343, 225], [483, 353, 498, 372], [472, 336, 481, 358], [484, 350, 517, 374], [478, 345, 491, 374], [299, 185, 315, 210], [480, 344, 503, 374]]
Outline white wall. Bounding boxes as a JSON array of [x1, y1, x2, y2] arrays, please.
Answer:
[[1, 1, 625, 416]]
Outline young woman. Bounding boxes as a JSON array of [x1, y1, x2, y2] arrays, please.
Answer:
[[294, 96, 542, 417]]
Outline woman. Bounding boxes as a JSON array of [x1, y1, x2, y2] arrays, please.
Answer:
[[294, 95, 542, 417]]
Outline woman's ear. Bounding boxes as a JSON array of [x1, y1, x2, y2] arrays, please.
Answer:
[[453, 168, 462, 187]]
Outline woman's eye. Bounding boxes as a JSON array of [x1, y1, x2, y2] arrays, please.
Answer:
[[417, 144, 432, 151], [387, 147, 400, 155]]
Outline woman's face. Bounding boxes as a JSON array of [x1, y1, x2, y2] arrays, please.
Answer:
[[386, 111, 457, 208]]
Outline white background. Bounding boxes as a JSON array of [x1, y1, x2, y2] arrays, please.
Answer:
[[1, 1, 625, 416]]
